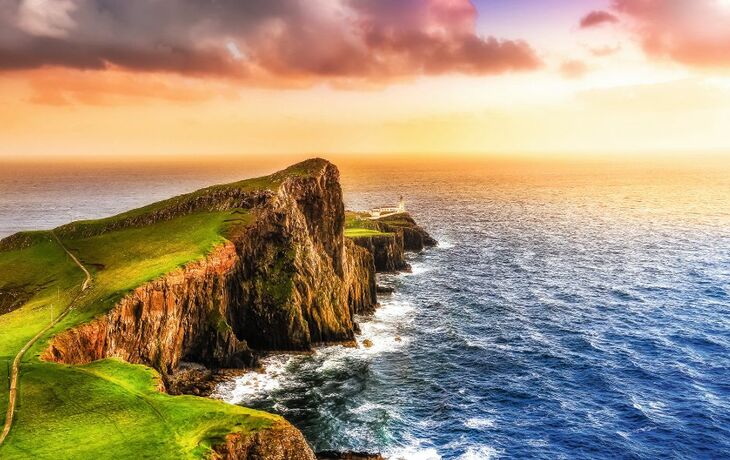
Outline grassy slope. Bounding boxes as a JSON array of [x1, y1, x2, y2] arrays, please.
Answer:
[[6, 359, 277, 459], [344, 211, 391, 238], [0, 161, 327, 459]]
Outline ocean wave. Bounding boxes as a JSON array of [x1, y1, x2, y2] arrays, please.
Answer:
[[403, 262, 431, 276], [459, 446, 499, 460], [213, 297, 417, 405], [464, 417, 496, 430], [211, 355, 291, 404], [386, 446, 441, 460], [437, 239, 455, 249]]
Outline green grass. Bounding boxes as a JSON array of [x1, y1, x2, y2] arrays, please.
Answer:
[[0, 210, 271, 459], [55, 158, 325, 239], [344, 211, 378, 231], [344, 212, 391, 238], [52, 210, 251, 329], [0, 159, 332, 458], [344, 228, 391, 238], [2, 359, 278, 460]]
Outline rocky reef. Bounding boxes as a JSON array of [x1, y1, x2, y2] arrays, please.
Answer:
[[40, 158, 434, 459]]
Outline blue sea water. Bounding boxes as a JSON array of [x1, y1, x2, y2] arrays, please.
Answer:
[[1, 158, 729, 459]]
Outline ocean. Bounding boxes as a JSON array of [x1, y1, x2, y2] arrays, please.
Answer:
[[1, 157, 729, 459]]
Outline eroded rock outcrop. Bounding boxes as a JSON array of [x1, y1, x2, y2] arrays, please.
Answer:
[[212, 420, 316, 460], [348, 213, 437, 272], [348, 233, 409, 273], [43, 159, 376, 373], [374, 213, 437, 251], [344, 239, 378, 315]]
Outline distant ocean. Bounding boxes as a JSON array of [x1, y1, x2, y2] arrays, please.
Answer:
[[2, 157, 729, 459]]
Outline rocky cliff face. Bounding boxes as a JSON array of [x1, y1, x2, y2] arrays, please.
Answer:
[[348, 233, 409, 273], [41, 241, 253, 372], [371, 213, 437, 252], [343, 239, 378, 315], [212, 421, 316, 460], [43, 160, 376, 373], [348, 213, 437, 272]]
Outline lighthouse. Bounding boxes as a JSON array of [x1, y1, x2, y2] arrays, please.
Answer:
[[367, 196, 407, 219]]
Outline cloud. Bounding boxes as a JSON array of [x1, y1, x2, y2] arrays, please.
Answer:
[[17, 0, 77, 38], [560, 59, 589, 79], [20, 68, 236, 106], [579, 10, 619, 29], [589, 45, 621, 57], [610, 0, 730, 68], [0, 0, 541, 84]]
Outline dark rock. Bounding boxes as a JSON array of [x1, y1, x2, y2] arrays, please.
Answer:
[[214, 421, 317, 460], [349, 233, 410, 273], [373, 213, 437, 251]]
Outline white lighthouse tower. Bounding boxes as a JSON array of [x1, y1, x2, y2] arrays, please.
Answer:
[[397, 195, 406, 213]]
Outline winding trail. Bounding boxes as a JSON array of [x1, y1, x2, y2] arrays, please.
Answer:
[[0, 231, 92, 446]]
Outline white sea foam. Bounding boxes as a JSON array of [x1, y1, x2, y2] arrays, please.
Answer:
[[212, 297, 416, 404], [211, 354, 291, 404], [354, 298, 414, 355], [629, 395, 669, 421], [386, 446, 441, 460], [464, 417, 496, 429], [459, 446, 499, 460], [463, 334, 499, 351], [349, 401, 384, 415], [403, 262, 431, 276], [437, 239, 455, 249]]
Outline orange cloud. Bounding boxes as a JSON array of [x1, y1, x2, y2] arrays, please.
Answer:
[[559, 59, 589, 79], [611, 0, 730, 68], [16, 68, 236, 106]]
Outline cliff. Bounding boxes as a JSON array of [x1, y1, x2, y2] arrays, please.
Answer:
[[345, 211, 437, 272], [372, 213, 437, 251], [25, 158, 432, 459], [43, 159, 377, 374], [347, 233, 409, 272]]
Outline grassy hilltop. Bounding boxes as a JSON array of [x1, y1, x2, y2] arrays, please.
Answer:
[[343, 211, 392, 238], [0, 161, 326, 459]]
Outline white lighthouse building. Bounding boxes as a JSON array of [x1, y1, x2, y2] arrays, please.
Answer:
[[368, 196, 406, 219]]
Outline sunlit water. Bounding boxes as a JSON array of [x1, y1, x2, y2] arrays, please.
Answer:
[[2, 159, 729, 459]]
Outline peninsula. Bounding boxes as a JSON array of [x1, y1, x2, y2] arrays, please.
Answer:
[[0, 159, 434, 459]]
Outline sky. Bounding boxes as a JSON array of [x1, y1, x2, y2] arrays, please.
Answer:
[[1, 0, 730, 160]]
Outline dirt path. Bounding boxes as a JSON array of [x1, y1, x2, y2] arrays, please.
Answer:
[[0, 232, 92, 446]]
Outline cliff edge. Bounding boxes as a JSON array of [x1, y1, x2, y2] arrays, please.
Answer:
[[0, 159, 433, 459]]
